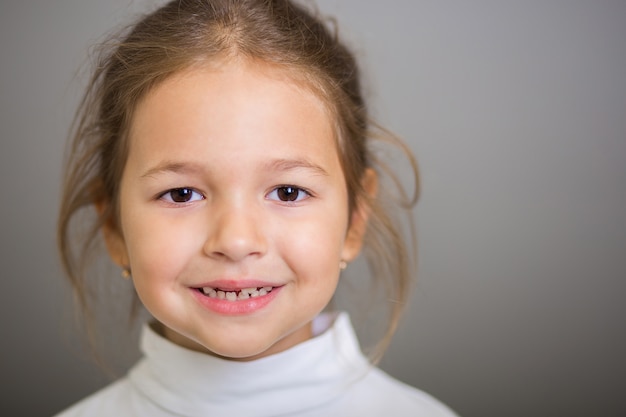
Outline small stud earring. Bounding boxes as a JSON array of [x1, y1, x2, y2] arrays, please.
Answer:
[[121, 267, 131, 279], [339, 260, 348, 270]]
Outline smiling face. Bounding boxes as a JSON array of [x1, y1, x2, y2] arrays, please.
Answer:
[[103, 59, 369, 360]]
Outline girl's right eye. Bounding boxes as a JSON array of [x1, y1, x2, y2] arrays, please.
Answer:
[[159, 188, 204, 204]]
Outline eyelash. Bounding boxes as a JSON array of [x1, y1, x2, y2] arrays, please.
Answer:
[[158, 188, 204, 204], [266, 185, 312, 203], [157, 185, 312, 205]]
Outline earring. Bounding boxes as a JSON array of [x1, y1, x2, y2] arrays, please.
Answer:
[[121, 267, 131, 279], [339, 260, 348, 270]]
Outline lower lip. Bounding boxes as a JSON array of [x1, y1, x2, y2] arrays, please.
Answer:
[[192, 286, 282, 315]]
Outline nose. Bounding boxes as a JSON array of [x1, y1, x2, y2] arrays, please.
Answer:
[[203, 201, 267, 262]]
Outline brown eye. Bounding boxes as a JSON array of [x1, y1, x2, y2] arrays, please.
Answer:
[[268, 186, 309, 203], [267, 185, 312, 203], [276, 186, 300, 202], [162, 188, 203, 203]]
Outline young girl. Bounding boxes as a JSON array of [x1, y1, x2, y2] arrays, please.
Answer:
[[56, 1, 457, 416]]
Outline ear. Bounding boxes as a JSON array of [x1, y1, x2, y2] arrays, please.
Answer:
[[96, 201, 130, 268], [341, 168, 378, 262]]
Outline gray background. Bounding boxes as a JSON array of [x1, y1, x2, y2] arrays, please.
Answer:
[[1, 1, 625, 416]]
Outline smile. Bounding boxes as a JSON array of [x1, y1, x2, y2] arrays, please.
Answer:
[[200, 286, 275, 302]]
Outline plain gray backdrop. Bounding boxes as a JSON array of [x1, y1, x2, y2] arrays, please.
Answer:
[[1, 1, 625, 416]]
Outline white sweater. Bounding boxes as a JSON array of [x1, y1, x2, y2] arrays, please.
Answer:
[[55, 313, 458, 416]]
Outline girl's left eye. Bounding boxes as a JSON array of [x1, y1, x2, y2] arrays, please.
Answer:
[[267, 186, 309, 203], [159, 188, 204, 204]]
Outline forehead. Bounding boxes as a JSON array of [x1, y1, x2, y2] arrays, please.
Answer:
[[126, 59, 342, 174]]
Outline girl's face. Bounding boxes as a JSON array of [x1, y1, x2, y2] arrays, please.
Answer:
[[104, 60, 368, 360]]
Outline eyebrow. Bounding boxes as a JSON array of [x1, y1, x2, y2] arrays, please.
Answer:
[[263, 158, 329, 177], [140, 158, 329, 179], [140, 161, 205, 179]]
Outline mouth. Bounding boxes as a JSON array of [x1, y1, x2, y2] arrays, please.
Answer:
[[197, 286, 276, 302]]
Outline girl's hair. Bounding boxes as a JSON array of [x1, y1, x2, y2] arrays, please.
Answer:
[[58, 0, 418, 362]]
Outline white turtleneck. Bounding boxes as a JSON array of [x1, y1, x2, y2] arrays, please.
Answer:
[[55, 313, 458, 416]]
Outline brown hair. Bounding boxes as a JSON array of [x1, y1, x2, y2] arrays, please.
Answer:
[[58, 0, 418, 362]]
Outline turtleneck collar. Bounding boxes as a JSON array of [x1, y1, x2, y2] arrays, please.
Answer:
[[128, 312, 371, 417]]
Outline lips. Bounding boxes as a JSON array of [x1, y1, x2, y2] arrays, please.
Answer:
[[191, 281, 283, 315]]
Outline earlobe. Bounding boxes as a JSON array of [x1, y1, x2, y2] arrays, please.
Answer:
[[341, 168, 378, 262], [102, 224, 129, 268], [97, 202, 129, 268]]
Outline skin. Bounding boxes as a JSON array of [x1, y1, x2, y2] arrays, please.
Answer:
[[103, 59, 374, 361]]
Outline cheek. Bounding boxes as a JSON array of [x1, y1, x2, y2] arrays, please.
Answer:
[[122, 210, 200, 284], [276, 210, 348, 275]]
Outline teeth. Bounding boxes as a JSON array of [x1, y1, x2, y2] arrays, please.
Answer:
[[201, 286, 274, 301], [202, 288, 218, 298]]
